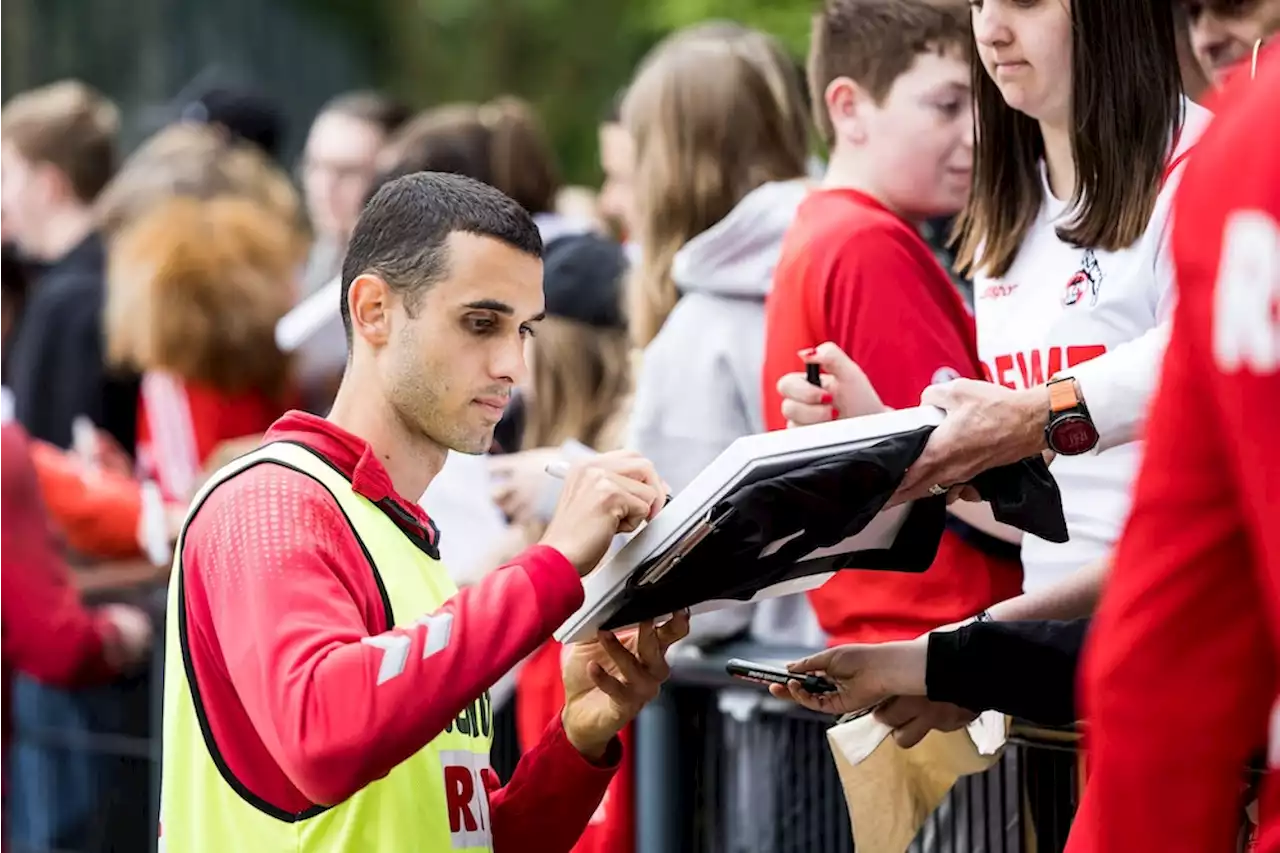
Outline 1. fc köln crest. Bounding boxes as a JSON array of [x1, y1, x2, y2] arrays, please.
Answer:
[[1064, 249, 1103, 307]]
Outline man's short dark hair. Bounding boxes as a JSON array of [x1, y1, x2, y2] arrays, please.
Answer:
[[340, 171, 544, 344]]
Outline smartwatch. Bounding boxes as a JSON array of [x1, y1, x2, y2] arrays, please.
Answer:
[[1045, 377, 1099, 456]]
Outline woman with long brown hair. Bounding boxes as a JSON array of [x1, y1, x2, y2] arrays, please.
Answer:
[[945, 0, 1212, 598], [776, 0, 1217, 664], [614, 24, 828, 653], [623, 22, 810, 489]]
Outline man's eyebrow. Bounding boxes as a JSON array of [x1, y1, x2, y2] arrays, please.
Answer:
[[462, 301, 545, 323], [462, 299, 515, 315]]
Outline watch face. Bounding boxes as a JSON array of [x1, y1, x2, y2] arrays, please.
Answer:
[[1050, 416, 1099, 455]]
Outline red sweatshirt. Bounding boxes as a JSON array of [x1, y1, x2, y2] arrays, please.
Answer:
[[178, 411, 618, 851], [1076, 48, 1280, 853], [763, 189, 1023, 643], [1, 422, 121, 768]]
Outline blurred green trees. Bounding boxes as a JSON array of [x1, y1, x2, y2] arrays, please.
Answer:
[[3, 0, 816, 178], [296, 0, 815, 185], [647, 0, 812, 54]]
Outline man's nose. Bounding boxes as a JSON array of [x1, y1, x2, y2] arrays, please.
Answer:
[[490, 333, 528, 386]]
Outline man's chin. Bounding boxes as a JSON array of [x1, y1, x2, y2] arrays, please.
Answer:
[[447, 428, 497, 456]]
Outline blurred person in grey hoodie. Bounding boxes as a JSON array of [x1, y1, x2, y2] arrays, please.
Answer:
[[619, 23, 824, 649], [612, 25, 832, 852]]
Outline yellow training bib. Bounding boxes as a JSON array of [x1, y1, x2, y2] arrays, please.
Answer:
[[160, 441, 494, 852]]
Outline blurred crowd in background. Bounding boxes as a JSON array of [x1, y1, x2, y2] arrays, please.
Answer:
[[1, 0, 1276, 850]]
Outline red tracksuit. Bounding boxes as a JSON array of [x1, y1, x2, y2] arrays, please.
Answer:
[[177, 411, 619, 851], [1075, 48, 1280, 853]]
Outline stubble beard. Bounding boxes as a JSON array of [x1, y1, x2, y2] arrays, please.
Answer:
[[391, 377, 493, 456]]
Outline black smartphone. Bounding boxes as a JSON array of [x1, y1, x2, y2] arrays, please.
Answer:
[[725, 658, 838, 694]]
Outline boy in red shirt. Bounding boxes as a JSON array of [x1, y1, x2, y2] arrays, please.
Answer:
[[1077, 17, 1280, 853], [763, 0, 1022, 646]]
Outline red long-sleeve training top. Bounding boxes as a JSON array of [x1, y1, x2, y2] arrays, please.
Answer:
[[1075, 48, 1280, 853], [1, 421, 122, 772], [177, 411, 618, 851]]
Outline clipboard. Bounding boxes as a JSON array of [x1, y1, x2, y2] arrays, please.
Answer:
[[555, 406, 949, 644]]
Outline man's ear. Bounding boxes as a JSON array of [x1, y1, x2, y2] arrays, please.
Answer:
[[347, 273, 394, 348], [825, 76, 871, 145]]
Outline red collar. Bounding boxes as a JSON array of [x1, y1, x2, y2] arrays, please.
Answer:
[[263, 410, 440, 548]]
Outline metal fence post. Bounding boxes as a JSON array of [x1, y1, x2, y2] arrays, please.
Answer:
[[635, 689, 681, 853]]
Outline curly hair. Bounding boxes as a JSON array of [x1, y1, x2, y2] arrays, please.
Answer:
[[105, 196, 299, 399]]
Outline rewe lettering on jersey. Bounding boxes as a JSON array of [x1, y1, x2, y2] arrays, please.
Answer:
[[441, 749, 494, 849], [1214, 210, 1280, 376], [981, 344, 1108, 389]]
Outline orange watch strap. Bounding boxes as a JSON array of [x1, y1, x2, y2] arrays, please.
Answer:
[[1048, 378, 1081, 414]]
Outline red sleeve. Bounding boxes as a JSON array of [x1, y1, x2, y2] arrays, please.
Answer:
[[186, 464, 589, 807], [823, 229, 979, 410], [29, 439, 144, 560], [1075, 208, 1274, 850], [0, 423, 119, 686], [484, 716, 619, 851]]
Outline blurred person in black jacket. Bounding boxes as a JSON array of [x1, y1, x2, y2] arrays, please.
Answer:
[[0, 81, 139, 452]]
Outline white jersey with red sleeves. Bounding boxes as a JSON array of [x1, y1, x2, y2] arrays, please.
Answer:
[[973, 98, 1212, 591]]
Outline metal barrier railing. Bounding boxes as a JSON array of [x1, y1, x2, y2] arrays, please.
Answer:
[[635, 642, 1082, 853], [14, 624, 1260, 853], [5, 580, 163, 853]]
